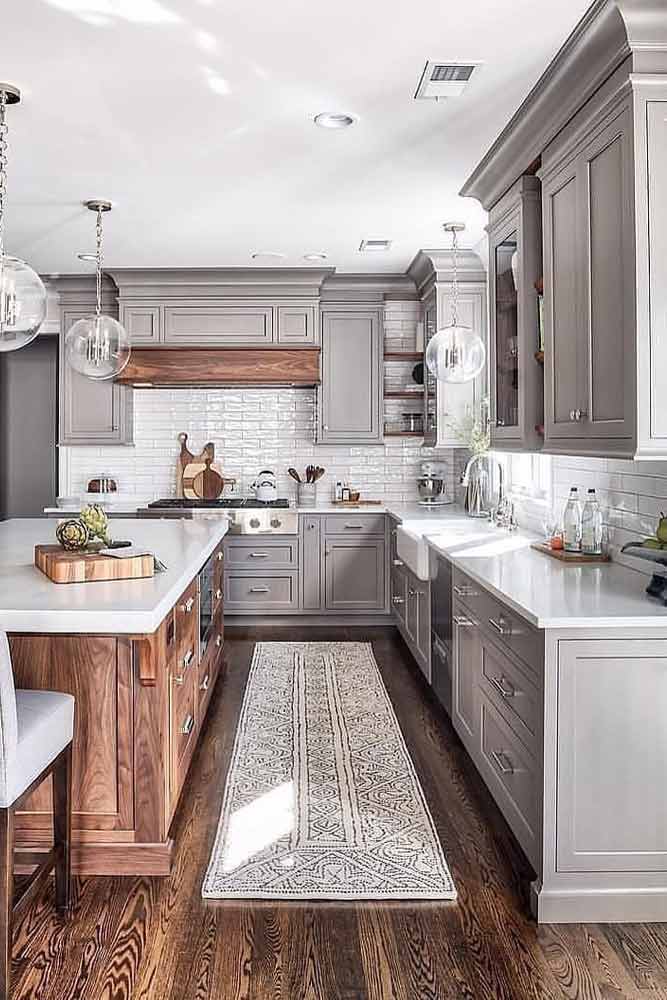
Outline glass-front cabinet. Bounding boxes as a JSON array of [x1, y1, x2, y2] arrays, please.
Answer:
[[488, 175, 544, 451]]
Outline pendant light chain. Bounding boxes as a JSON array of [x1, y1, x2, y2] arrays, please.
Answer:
[[95, 207, 103, 318], [0, 90, 8, 261], [451, 226, 459, 328]]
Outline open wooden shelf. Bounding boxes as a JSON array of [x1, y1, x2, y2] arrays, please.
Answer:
[[384, 390, 427, 400], [383, 352, 423, 361]]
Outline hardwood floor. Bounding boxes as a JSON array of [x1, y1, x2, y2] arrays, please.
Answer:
[[9, 626, 667, 999]]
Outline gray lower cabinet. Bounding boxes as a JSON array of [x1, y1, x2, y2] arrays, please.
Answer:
[[59, 310, 134, 445], [223, 535, 299, 613], [390, 523, 430, 679], [324, 538, 385, 612], [452, 598, 480, 756], [318, 308, 382, 444], [300, 514, 323, 610]]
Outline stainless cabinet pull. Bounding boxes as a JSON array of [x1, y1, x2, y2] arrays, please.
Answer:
[[408, 587, 415, 596], [215, 588, 222, 600], [453, 614, 475, 627], [569, 408, 588, 422], [215, 634, 223, 648], [453, 584, 478, 597], [216, 551, 223, 562], [491, 749, 514, 775], [393, 558, 404, 567], [392, 596, 405, 606], [180, 596, 195, 613], [249, 552, 269, 558], [174, 648, 194, 685], [344, 523, 363, 529], [490, 675, 516, 699], [249, 586, 270, 594], [488, 616, 512, 636], [200, 674, 210, 692], [180, 714, 194, 737]]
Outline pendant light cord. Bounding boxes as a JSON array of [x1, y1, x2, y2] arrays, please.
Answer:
[[451, 227, 459, 328], [0, 90, 7, 261], [95, 207, 103, 318]]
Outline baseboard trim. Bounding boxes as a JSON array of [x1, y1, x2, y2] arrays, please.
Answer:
[[533, 883, 667, 923], [224, 614, 394, 627]]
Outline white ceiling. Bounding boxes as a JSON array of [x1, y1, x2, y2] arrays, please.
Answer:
[[2, 0, 592, 275]]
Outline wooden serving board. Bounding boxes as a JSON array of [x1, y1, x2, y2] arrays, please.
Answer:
[[530, 541, 610, 564], [35, 545, 155, 584], [332, 500, 384, 506], [176, 433, 215, 498]]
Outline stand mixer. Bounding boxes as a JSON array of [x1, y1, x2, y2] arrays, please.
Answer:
[[416, 461, 451, 507]]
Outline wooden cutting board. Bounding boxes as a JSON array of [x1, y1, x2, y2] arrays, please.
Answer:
[[35, 545, 155, 584], [176, 433, 215, 498], [530, 541, 610, 564], [192, 457, 224, 500]]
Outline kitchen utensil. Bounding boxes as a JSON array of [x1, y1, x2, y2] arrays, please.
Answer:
[[192, 457, 224, 500], [182, 460, 208, 499], [35, 545, 155, 584], [297, 483, 317, 508], [288, 468, 302, 484], [417, 461, 450, 506], [177, 433, 215, 498], [313, 467, 325, 482], [251, 470, 278, 503]]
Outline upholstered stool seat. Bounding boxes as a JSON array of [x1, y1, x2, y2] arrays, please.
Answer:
[[0, 633, 73, 999]]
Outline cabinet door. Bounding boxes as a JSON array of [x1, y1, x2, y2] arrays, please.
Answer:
[[405, 577, 419, 644], [300, 515, 322, 610], [276, 305, 317, 344], [556, 639, 667, 873], [422, 294, 438, 446], [59, 311, 134, 445], [325, 538, 385, 611], [416, 581, 431, 671], [390, 565, 407, 625], [164, 304, 274, 345], [119, 304, 163, 345], [319, 310, 382, 443], [436, 288, 484, 447], [452, 603, 480, 753]]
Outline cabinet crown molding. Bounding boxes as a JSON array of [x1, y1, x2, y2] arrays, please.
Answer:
[[407, 249, 486, 297], [460, 0, 667, 210], [108, 267, 334, 301]]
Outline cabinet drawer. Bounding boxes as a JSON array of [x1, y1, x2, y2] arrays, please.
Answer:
[[324, 514, 385, 536], [225, 573, 298, 611], [479, 690, 539, 864], [225, 537, 298, 569], [198, 626, 223, 717], [479, 636, 540, 751], [174, 579, 198, 657], [164, 304, 274, 345]]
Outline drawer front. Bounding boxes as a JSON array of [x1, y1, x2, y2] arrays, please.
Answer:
[[225, 573, 298, 611], [479, 690, 539, 863], [198, 625, 223, 717], [452, 567, 493, 623], [172, 666, 196, 769], [479, 636, 540, 751], [225, 537, 298, 570], [324, 514, 385, 536], [174, 579, 198, 657], [164, 304, 274, 344]]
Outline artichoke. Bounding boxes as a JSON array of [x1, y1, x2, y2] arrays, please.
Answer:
[[56, 518, 90, 552], [80, 503, 110, 543]]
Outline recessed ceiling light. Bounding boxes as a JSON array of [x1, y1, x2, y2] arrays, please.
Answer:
[[314, 112, 357, 129], [251, 250, 286, 260], [76, 251, 97, 262], [303, 252, 328, 262], [358, 239, 393, 252]]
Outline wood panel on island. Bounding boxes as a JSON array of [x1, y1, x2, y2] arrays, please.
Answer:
[[8, 539, 226, 876]]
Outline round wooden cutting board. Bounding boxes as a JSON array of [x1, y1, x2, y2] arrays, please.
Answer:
[[183, 458, 224, 500]]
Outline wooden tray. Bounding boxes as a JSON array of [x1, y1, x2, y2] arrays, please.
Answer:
[[530, 541, 610, 564], [332, 500, 384, 507], [35, 545, 155, 584]]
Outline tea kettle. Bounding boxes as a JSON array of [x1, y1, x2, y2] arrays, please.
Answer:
[[251, 469, 278, 503]]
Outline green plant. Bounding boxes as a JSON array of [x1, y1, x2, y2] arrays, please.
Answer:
[[447, 396, 490, 455]]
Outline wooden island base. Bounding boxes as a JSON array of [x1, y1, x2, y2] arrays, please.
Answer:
[[8, 539, 225, 875]]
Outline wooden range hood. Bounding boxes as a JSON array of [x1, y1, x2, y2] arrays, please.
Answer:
[[116, 346, 321, 387]]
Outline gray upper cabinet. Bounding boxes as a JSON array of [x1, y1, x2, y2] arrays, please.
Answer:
[[488, 175, 543, 451], [59, 309, 134, 446], [119, 304, 163, 345], [164, 303, 275, 345], [275, 304, 317, 344], [318, 308, 382, 444], [541, 94, 635, 455]]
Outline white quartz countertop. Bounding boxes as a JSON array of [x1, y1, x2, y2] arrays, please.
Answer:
[[409, 513, 667, 630], [0, 518, 229, 635]]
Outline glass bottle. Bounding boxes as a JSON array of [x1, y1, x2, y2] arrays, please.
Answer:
[[563, 487, 582, 553], [581, 488, 602, 555]]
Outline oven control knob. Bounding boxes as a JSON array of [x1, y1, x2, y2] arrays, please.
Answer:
[[270, 517, 281, 528], [250, 517, 260, 529]]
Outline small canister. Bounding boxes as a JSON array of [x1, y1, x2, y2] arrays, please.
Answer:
[[297, 483, 317, 508]]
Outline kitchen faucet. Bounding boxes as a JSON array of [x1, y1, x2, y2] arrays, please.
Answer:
[[460, 453, 514, 527]]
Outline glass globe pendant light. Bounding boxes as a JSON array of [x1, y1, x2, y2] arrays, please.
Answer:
[[425, 222, 486, 384], [64, 200, 131, 380], [0, 84, 48, 353]]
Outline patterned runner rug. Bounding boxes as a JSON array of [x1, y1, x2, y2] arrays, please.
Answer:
[[202, 641, 456, 900]]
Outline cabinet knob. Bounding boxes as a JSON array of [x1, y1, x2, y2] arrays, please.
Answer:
[[180, 596, 195, 613], [180, 714, 195, 737], [323, 424, 329, 431], [215, 588, 222, 600], [215, 634, 223, 648], [216, 551, 223, 562], [496, 418, 505, 427], [569, 408, 587, 422], [200, 674, 210, 692], [392, 596, 405, 605], [393, 559, 404, 567]]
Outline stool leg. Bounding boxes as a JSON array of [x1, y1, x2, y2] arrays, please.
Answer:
[[0, 807, 14, 1000], [53, 745, 72, 915]]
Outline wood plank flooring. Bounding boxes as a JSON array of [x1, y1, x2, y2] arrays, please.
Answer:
[[9, 626, 667, 999]]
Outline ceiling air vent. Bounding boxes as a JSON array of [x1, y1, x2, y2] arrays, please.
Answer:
[[358, 239, 392, 252], [414, 61, 480, 101]]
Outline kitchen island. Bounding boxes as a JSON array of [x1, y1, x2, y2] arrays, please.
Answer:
[[0, 518, 228, 875]]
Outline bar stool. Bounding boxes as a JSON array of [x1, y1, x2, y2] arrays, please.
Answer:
[[0, 631, 74, 999]]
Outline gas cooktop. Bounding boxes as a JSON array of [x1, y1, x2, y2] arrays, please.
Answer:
[[146, 498, 290, 509]]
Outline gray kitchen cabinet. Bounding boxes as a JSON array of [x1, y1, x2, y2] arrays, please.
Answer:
[[300, 515, 323, 610], [452, 598, 480, 755], [541, 91, 635, 454], [119, 304, 163, 345], [58, 310, 134, 446], [276, 304, 318, 344], [164, 303, 274, 345], [488, 175, 543, 451], [318, 308, 382, 444], [223, 535, 299, 614], [391, 564, 408, 628], [389, 520, 430, 679], [324, 537, 386, 612]]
